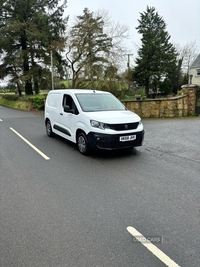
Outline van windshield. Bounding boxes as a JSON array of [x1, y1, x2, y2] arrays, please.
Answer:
[[75, 93, 126, 112]]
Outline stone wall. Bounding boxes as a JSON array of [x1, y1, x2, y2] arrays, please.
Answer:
[[122, 95, 188, 118], [181, 84, 198, 116], [121, 85, 198, 118]]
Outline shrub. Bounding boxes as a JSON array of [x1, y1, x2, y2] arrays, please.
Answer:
[[176, 90, 182, 96], [2, 95, 19, 101], [28, 95, 46, 110], [59, 82, 66, 88]]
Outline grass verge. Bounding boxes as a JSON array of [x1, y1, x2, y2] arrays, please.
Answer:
[[0, 96, 33, 111]]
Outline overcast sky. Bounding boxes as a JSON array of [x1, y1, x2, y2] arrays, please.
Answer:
[[65, 0, 200, 57]]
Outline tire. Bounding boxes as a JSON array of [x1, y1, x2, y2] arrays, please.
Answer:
[[46, 120, 54, 137], [77, 132, 89, 155]]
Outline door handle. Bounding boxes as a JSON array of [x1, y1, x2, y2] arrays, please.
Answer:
[[60, 113, 63, 115]]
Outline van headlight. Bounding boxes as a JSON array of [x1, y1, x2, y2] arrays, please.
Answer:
[[138, 120, 143, 128], [90, 120, 110, 130]]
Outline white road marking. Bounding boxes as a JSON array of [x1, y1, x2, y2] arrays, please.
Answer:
[[10, 127, 50, 160], [0, 119, 2, 121], [127, 226, 181, 267]]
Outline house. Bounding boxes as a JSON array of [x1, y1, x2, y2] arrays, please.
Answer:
[[189, 54, 200, 86]]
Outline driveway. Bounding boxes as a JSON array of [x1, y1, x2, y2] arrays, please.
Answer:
[[142, 117, 200, 163]]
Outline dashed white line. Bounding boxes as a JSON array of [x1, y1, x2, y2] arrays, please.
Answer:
[[127, 226, 181, 267], [0, 119, 2, 121], [10, 127, 50, 160]]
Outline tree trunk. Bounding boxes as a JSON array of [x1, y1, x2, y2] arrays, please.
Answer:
[[34, 80, 39, 94], [145, 79, 149, 97], [21, 33, 33, 95], [17, 83, 22, 96], [25, 80, 33, 95]]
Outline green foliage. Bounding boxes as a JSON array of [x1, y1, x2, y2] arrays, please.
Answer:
[[2, 94, 19, 101], [183, 73, 189, 85], [0, 95, 32, 110], [159, 79, 172, 95], [0, 0, 68, 95], [56, 82, 66, 89], [28, 95, 46, 110], [132, 6, 178, 96], [66, 8, 112, 89], [176, 90, 182, 96]]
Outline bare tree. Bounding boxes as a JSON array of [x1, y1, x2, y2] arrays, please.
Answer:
[[96, 9, 131, 70], [175, 41, 199, 74]]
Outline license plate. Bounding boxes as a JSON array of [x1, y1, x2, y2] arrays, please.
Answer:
[[120, 135, 136, 142]]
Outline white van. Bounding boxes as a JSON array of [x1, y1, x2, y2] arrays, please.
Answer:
[[44, 89, 144, 154]]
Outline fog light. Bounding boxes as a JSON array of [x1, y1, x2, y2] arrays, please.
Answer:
[[96, 137, 105, 142], [96, 137, 106, 148]]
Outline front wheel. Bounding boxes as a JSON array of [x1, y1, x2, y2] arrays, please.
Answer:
[[77, 132, 89, 155], [46, 120, 54, 137]]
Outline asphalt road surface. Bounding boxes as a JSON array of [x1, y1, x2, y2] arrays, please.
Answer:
[[0, 105, 200, 267]]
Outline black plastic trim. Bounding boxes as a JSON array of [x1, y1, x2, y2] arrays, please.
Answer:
[[53, 124, 71, 136]]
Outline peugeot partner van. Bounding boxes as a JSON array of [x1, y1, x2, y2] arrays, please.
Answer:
[[44, 89, 144, 154]]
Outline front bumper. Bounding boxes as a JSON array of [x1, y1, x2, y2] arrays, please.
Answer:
[[87, 130, 144, 151]]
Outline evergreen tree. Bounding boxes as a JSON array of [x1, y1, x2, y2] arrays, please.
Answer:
[[133, 6, 177, 96], [66, 8, 112, 89], [0, 0, 68, 95]]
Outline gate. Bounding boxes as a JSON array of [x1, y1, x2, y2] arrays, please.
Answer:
[[196, 88, 200, 116]]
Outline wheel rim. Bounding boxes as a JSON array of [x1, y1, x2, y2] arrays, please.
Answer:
[[78, 135, 86, 153]]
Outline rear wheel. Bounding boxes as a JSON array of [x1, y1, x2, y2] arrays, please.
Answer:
[[77, 132, 89, 155], [46, 120, 54, 137]]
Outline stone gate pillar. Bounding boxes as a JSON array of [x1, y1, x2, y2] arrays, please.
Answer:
[[181, 84, 198, 116]]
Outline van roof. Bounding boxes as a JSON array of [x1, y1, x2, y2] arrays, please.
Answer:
[[48, 89, 110, 94]]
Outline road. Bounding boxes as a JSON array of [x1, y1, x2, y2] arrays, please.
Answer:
[[0, 105, 200, 267]]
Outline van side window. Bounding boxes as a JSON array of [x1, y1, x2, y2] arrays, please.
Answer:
[[47, 93, 60, 108], [63, 94, 79, 115]]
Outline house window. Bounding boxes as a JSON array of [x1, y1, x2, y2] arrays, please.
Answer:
[[197, 69, 200, 76]]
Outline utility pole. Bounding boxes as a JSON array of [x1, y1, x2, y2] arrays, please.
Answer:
[[51, 50, 54, 90], [126, 54, 133, 96]]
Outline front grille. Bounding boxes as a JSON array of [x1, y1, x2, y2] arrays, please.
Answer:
[[109, 122, 139, 131]]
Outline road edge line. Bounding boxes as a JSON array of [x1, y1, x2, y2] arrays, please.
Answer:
[[10, 127, 50, 160]]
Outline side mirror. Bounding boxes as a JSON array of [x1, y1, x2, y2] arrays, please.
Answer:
[[64, 105, 74, 113]]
